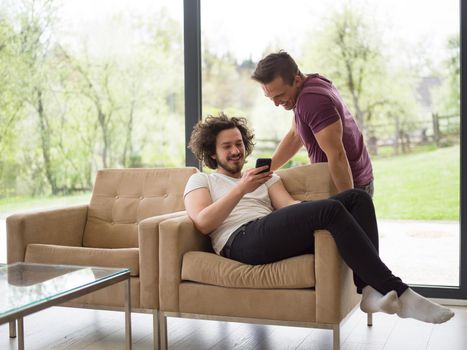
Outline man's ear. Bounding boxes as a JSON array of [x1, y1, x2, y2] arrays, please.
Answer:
[[211, 154, 217, 160], [294, 74, 303, 87]]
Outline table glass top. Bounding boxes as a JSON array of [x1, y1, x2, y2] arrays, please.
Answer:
[[0, 262, 128, 321]]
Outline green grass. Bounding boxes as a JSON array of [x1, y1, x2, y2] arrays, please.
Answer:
[[0, 193, 91, 218], [286, 144, 460, 220], [372, 145, 459, 220]]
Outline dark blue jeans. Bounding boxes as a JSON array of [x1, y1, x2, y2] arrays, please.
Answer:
[[227, 189, 408, 296]]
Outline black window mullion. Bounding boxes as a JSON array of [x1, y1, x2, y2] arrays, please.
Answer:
[[184, 0, 202, 169]]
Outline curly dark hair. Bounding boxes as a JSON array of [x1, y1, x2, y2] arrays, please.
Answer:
[[188, 113, 255, 169], [251, 50, 300, 85]]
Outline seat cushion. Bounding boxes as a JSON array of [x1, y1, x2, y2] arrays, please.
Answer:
[[182, 251, 315, 289], [25, 244, 140, 277]]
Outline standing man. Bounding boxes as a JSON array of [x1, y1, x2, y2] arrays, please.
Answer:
[[252, 51, 374, 196]]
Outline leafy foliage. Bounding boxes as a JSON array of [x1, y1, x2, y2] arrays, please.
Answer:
[[0, 0, 185, 197], [0, 0, 460, 205], [301, 4, 421, 133]]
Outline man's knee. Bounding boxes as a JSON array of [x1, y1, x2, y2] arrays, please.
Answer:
[[300, 198, 347, 220], [345, 188, 372, 202], [355, 182, 374, 198], [336, 188, 373, 209], [326, 198, 347, 215]]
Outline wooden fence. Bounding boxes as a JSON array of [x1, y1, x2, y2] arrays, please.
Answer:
[[256, 114, 460, 157], [365, 114, 459, 156]]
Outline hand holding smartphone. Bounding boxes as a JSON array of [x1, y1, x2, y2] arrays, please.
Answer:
[[255, 158, 272, 173]]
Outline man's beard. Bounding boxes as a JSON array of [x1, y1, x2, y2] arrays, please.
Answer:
[[282, 97, 295, 110], [217, 155, 244, 175]]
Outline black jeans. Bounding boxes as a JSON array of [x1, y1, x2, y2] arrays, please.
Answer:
[[227, 189, 408, 296]]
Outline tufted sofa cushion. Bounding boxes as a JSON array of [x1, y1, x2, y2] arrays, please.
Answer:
[[83, 168, 198, 248], [277, 163, 337, 201], [182, 251, 315, 289]]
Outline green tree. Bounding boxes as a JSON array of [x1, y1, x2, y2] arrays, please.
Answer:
[[202, 43, 258, 116], [143, 8, 185, 166], [432, 34, 460, 116], [60, 49, 120, 169], [6, 0, 66, 195], [301, 4, 419, 134], [0, 17, 22, 155], [1, 3, 187, 198], [0, 15, 25, 197]]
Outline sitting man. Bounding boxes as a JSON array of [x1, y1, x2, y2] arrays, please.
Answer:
[[183, 113, 454, 324]]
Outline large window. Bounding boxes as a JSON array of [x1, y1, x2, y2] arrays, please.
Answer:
[[0, 0, 184, 262], [200, 0, 460, 288], [1, 0, 463, 295]]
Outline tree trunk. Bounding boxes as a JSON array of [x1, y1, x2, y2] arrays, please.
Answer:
[[36, 88, 58, 194], [344, 60, 365, 130], [122, 100, 135, 167], [97, 109, 109, 168]]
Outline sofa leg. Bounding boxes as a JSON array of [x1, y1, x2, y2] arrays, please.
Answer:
[[159, 312, 168, 350], [367, 312, 373, 327], [333, 324, 340, 350], [153, 310, 160, 350]]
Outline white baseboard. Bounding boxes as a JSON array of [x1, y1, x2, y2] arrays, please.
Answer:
[[430, 298, 467, 306]]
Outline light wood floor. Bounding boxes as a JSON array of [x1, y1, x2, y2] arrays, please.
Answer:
[[0, 305, 466, 350]]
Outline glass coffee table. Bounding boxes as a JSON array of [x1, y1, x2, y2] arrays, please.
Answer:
[[0, 262, 132, 349]]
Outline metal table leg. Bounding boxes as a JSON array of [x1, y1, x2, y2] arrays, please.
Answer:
[[18, 318, 24, 350], [9, 320, 16, 338], [124, 277, 132, 350]]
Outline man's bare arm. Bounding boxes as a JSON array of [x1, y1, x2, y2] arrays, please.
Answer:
[[268, 179, 300, 210], [271, 119, 303, 171], [184, 168, 272, 234], [314, 119, 353, 192], [184, 186, 245, 235]]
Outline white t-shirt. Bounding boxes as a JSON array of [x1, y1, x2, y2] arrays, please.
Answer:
[[183, 172, 281, 254]]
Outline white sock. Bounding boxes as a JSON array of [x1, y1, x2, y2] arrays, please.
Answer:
[[397, 288, 455, 324], [360, 286, 399, 314]]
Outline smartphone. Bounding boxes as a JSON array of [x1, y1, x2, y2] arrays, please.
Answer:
[[255, 158, 272, 173]]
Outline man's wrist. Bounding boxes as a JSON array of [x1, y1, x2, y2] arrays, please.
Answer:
[[234, 183, 247, 197]]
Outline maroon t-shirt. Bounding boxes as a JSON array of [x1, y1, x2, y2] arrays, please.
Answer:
[[294, 74, 373, 186]]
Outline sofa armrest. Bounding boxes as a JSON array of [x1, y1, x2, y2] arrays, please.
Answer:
[[7, 205, 88, 263], [314, 230, 360, 323], [138, 210, 187, 309], [159, 215, 211, 312]]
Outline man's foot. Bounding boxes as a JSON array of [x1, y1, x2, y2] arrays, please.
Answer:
[[360, 286, 399, 314], [397, 288, 455, 324]]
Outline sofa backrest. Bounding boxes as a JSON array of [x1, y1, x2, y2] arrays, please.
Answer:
[[277, 163, 337, 201], [83, 167, 198, 248]]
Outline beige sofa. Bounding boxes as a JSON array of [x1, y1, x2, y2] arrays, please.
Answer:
[[6, 167, 198, 350], [158, 163, 363, 350]]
